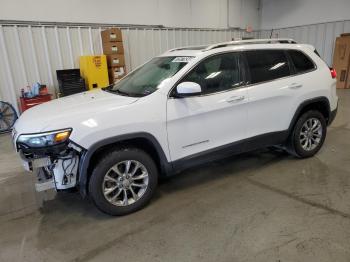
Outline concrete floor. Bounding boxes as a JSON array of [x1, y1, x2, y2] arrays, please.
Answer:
[[0, 90, 349, 262]]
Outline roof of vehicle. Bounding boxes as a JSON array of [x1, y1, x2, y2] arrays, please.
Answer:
[[159, 38, 315, 57]]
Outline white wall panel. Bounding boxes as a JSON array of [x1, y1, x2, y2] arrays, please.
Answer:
[[261, 0, 350, 29], [0, 26, 18, 113], [229, 0, 260, 30], [0, 0, 257, 29], [0, 23, 252, 113], [260, 20, 350, 67]]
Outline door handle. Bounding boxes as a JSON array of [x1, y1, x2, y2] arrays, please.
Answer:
[[226, 95, 245, 103], [288, 83, 303, 89]]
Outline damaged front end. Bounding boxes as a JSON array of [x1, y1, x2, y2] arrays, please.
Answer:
[[14, 128, 83, 192]]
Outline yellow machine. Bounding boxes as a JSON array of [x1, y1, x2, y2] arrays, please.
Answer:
[[79, 55, 109, 90]]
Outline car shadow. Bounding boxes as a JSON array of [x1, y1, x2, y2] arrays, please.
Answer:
[[156, 148, 290, 195], [38, 147, 290, 219], [30, 148, 291, 258]]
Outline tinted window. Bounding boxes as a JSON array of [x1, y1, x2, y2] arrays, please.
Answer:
[[181, 53, 243, 95], [245, 50, 290, 84], [288, 50, 315, 73]]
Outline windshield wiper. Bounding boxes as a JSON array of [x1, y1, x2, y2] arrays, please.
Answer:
[[101, 84, 114, 91], [113, 89, 132, 96], [103, 88, 130, 96], [106, 88, 146, 98]]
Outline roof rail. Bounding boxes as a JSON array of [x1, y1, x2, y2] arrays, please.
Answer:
[[168, 45, 208, 52], [203, 38, 297, 51]]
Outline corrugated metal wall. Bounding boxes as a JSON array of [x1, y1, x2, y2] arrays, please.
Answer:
[[0, 23, 257, 113], [259, 20, 350, 67], [3, 19, 348, 113]]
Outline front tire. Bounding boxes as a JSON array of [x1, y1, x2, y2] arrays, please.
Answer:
[[288, 110, 327, 158], [89, 147, 158, 216]]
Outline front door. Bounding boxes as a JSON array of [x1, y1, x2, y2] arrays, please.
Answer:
[[166, 52, 249, 162]]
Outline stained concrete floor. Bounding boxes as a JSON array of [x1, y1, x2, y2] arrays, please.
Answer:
[[0, 90, 349, 262]]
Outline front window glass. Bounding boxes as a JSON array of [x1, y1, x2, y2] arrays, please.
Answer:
[[107, 56, 192, 97], [181, 52, 243, 95]]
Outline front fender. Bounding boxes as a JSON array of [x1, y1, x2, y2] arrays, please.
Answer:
[[77, 132, 172, 197]]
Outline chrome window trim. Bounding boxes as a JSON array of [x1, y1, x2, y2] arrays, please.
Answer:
[[168, 48, 318, 99], [243, 49, 318, 88]]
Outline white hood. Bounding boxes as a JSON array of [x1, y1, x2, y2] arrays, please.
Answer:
[[14, 89, 138, 134]]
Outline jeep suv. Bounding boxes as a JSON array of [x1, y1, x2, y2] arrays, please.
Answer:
[[13, 39, 338, 215]]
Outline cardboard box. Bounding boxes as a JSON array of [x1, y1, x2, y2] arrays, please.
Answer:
[[102, 42, 124, 55], [101, 28, 123, 42], [109, 66, 126, 84], [346, 69, 350, 89], [107, 54, 125, 67], [333, 35, 350, 89]]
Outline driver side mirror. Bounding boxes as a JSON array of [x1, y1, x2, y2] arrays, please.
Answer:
[[175, 82, 202, 98]]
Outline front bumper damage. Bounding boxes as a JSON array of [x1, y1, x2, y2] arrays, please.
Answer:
[[16, 141, 82, 192]]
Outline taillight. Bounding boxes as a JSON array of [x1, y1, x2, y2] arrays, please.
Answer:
[[330, 68, 337, 79]]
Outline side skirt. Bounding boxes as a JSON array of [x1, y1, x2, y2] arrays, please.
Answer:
[[170, 131, 289, 174]]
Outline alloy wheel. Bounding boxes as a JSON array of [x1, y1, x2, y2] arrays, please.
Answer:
[[102, 160, 149, 206], [299, 118, 323, 151]]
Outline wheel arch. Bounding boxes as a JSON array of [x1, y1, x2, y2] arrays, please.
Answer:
[[288, 96, 331, 134], [77, 132, 172, 197]]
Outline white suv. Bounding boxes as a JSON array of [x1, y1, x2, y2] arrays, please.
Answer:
[[13, 39, 338, 215]]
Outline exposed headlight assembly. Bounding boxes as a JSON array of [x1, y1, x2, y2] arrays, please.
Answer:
[[17, 128, 72, 148]]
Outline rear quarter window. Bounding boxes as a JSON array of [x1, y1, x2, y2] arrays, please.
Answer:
[[288, 50, 315, 74]]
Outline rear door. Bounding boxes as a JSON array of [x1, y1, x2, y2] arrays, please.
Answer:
[[243, 49, 299, 138], [285, 48, 318, 112]]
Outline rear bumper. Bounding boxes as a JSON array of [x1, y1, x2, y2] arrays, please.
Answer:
[[328, 104, 338, 126]]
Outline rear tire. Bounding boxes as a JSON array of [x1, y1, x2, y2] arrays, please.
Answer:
[[89, 147, 158, 216], [288, 110, 327, 158]]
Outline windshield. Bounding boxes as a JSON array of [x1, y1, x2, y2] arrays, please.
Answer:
[[107, 56, 192, 97]]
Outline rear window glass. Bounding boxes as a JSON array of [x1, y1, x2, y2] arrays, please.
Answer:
[[288, 50, 315, 73], [245, 50, 290, 84]]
